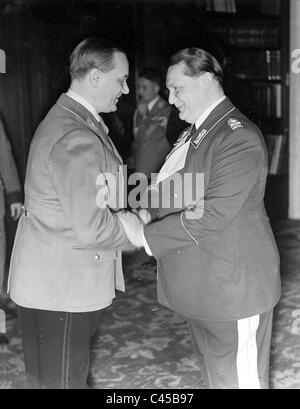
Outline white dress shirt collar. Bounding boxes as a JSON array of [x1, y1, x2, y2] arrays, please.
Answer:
[[147, 95, 160, 113], [66, 89, 101, 122], [195, 95, 226, 130]]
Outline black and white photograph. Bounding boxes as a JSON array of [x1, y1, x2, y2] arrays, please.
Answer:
[[0, 0, 299, 391]]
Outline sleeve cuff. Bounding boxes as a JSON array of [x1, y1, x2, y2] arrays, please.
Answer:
[[6, 191, 22, 206]]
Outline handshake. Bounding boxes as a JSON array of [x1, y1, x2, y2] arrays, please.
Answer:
[[117, 208, 152, 248]]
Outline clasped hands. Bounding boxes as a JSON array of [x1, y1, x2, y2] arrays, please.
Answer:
[[117, 208, 151, 248]]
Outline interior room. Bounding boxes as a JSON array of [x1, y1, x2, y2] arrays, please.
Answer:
[[0, 0, 299, 389]]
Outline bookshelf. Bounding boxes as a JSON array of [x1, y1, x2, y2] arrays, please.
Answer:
[[202, 0, 289, 219]]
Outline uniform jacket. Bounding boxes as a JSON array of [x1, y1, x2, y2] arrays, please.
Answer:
[[132, 96, 172, 179], [0, 118, 22, 220], [8, 94, 129, 312], [144, 97, 281, 321]]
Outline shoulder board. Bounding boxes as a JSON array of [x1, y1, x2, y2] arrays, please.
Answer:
[[227, 117, 243, 130]]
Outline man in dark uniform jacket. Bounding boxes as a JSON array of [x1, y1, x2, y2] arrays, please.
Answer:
[[118, 48, 281, 389]]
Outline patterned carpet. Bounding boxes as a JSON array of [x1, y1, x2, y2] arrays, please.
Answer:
[[0, 220, 300, 389]]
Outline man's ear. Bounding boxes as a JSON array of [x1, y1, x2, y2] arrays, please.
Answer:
[[200, 72, 214, 88], [89, 68, 101, 87]]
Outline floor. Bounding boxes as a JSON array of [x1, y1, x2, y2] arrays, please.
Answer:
[[0, 219, 300, 389]]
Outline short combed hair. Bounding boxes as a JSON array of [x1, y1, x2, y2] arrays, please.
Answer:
[[169, 48, 223, 86], [69, 37, 125, 80], [138, 67, 162, 89]]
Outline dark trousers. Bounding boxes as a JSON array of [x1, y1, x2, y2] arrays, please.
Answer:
[[187, 309, 274, 389], [17, 305, 104, 389]]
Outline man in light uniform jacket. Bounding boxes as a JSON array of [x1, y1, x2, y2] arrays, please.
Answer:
[[118, 48, 281, 389], [8, 37, 141, 389]]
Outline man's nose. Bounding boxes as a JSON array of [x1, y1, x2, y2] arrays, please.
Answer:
[[122, 81, 129, 95], [168, 91, 175, 105]]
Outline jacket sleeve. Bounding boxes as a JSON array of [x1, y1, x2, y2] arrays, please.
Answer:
[[0, 119, 22, 205], [48, 128, 129, 250], [144, 128, 265, 259]]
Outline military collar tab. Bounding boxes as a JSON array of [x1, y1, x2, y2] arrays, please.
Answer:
[[190, 129, 208, 149], [58, 103, 101, 135], [86, 116, 100, 132], [191, 107, 235, 149], [165, 125, 194, 159]]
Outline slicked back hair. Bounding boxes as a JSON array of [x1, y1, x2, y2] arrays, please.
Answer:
[[69, 37, 125, 80], [138, 67, 162, 89], [169, 47, 223, 86]]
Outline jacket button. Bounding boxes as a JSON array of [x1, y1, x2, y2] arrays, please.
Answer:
[[94, 254, 101, 261]]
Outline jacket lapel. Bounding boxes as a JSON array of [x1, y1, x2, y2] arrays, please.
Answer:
[[57, 94, 123, 164], [191, 98, 236, 149], [147, 96, 166, 119]]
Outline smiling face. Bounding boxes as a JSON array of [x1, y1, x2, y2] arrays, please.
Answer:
[[96, 51, 129, 113], [166, 62, 208, 124]]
